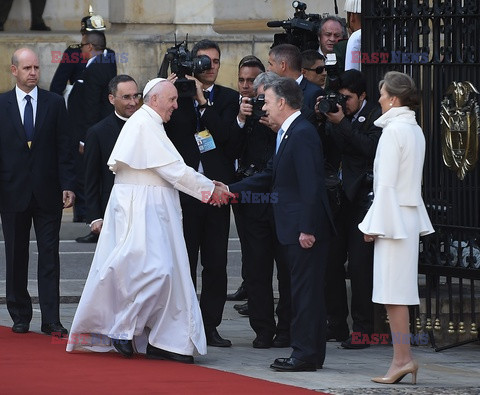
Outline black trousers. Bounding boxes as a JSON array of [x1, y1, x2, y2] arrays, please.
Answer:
[[286, 240, 328, 366], [2, 197, 62, 325], [181, 195, 230, 331], [0, 0, 46, 26], [233, 202, 291, 338], [326, 198, 374, 335]]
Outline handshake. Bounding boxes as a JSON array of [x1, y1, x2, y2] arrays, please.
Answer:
[[205, 181, 235, 207]]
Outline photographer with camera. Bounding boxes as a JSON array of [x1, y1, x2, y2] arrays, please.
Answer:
[[316, 69, 382, 348], [163, 39, 239, 348], [267, 43, 324, 125], [230, 66, 292, 349]]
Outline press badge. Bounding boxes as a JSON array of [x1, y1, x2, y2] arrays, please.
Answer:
[[195, 129, 216, 153]]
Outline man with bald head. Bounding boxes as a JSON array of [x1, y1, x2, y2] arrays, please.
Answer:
[[0, 48, 75, 336], [67, 78, 230, 364]]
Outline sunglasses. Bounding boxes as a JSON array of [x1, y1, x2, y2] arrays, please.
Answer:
[[303, 66, 325, 74]]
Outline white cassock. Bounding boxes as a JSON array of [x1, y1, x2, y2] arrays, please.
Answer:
[[66, 104, 214, 356]]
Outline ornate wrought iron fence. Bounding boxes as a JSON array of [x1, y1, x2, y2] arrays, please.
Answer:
[[362, 0, 480, 350]]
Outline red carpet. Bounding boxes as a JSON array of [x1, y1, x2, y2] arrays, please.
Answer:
[[0, 326, 325, 394]]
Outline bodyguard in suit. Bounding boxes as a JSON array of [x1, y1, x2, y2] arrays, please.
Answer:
[[164, 39, 239, 347], [267, 43, 324, 124], [0, 48, 75, 335], [68, 30, 117, 225], [230, 64, 291, 349], [226, 77, 335, 371], [83, 75, 141, 236], [318, 69, 382, 347]]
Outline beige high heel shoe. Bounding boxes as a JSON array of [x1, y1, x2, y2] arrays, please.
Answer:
[[371, 360, 419, 384]]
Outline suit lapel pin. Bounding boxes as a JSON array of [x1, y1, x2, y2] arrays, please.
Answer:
[[358, 116, 366, 123]]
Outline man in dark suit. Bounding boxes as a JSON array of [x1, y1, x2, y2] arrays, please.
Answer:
[[83, 75, 140, 236], [267, 43, 324, 124], [68, 30, 117, 228], [0, 48, 75, 335], [319, 69, 382, 348], [225, 77, 334, 371], [230, 62, 291, 349], [164, 39, 239, 347]]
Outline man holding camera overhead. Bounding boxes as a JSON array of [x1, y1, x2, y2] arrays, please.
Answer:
[[164, 39, 239, 348], [316, 69, 382, 348]]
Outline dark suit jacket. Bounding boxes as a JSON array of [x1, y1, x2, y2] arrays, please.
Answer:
[[0, 88, 75, 212], [67, 51, 117, 143], [328, 101, 382, 202], [165, 84, 240, 184], [230, 113, 334, 245], [84, 112, 125, 223], [299, 76, 324, 124]]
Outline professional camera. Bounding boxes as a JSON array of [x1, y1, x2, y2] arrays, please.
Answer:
[[158, 36, 211, 97], [324, 53, 341, 88], [248, 94, 266, 120], [267, 1, 321, 52], [317, 92, 348, 114]]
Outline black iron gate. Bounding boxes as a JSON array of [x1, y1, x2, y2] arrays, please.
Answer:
[[362, 0, 480, 350]]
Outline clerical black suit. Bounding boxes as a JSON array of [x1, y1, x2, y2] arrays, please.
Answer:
[[324, 101, 382, 338], [230, 113, 334, 366], [0, 88, 75, 326], [164, 84, 239, 333], [67, 51, 117, 221], [83, 112, 125, 224]]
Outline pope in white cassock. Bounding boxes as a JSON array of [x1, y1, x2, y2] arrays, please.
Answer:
[[66, 78, 227, 364]]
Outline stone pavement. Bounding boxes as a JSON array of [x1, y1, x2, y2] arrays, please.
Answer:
[[1, 212, 479, 394]]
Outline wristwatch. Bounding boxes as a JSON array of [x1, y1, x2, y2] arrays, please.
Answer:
[[197, 99, 213, 109]]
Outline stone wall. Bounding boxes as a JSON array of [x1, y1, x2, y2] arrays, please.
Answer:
[[0, 0, 345, 92]]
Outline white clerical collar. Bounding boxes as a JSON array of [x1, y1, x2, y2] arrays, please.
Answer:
[[115, 111, 129, 121]]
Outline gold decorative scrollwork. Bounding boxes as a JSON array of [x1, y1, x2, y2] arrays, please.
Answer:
[[441, 81, 480, 180]]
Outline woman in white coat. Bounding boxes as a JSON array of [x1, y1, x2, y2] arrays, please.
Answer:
[[359, 71, 434, 384]]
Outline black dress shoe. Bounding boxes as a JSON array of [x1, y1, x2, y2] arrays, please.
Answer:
[[206, 329, 232, 347], [253, 334, 273, 349], [30, 23, 51, 31], [75, 232, 99, 243], [226, 284, 247, 301], [237, 303, 249, 316], [272, 333, 290, 348], [341, 335, 370, 349], [41, 322, 68, 336], [233, 301, 247, 311], [111, 338, 134, 357], [146, 343, 194, 364], [12, 323, 29, 333], [270, 357, 316, 372]]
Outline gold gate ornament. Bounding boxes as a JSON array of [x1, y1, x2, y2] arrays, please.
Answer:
[[441, 81, 480, 180]]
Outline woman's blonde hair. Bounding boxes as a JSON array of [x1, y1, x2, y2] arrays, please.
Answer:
[[378, 71, 419, 109]]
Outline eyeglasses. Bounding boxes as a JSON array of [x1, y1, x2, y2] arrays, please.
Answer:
[[115, 93, 142, 101], [303, 66, 325, 74], [79, 42, 91, 48]]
